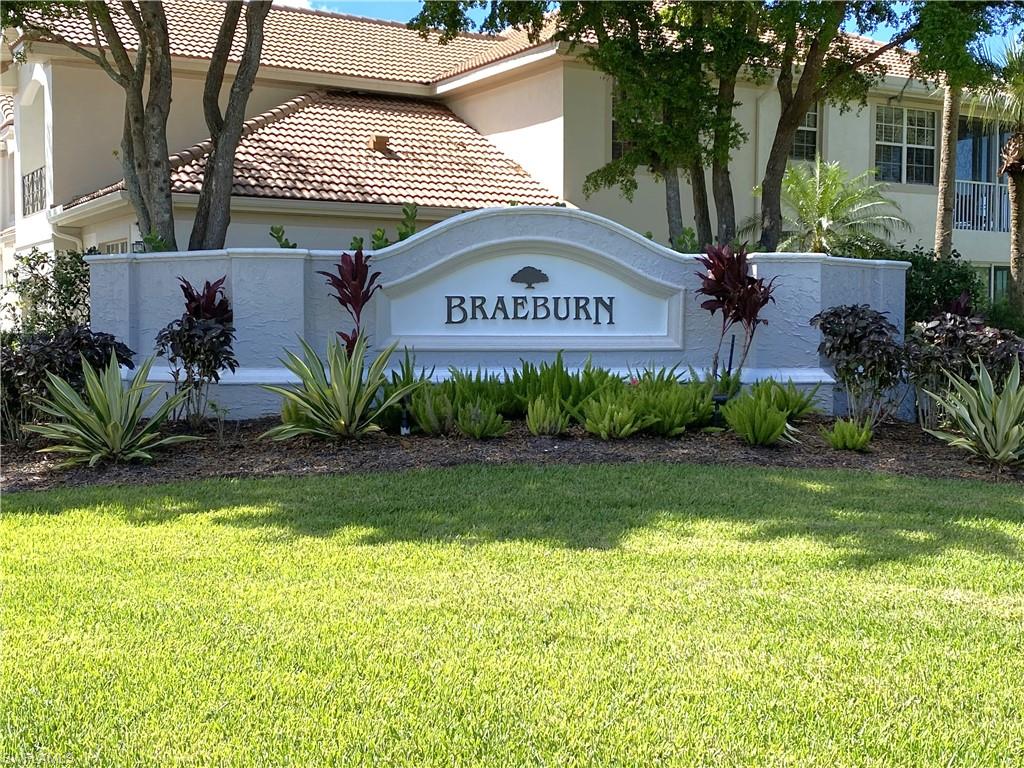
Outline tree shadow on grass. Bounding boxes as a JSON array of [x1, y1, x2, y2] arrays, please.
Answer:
[[7, 464, 1023, 568]]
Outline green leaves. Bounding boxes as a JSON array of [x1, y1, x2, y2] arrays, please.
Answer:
[[262, 334, 423, 440], [456, 398, 509, 439], [24, 351, 198, 467], [582, 391, 655, 440], [723, 391, 799, 447], [525, 395, 570, 437], [821, 418, 874, 452], [926, 359, 1024, 465]]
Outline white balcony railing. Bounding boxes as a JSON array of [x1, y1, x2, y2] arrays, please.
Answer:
[[954, 179, 1009, 233]]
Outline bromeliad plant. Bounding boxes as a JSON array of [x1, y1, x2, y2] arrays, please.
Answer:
[[262, 334, 422, 440], [925, 359, 1024, 466], [695, 244, 776, 383], [821, 418, 873, 452], [24, 351, 197, 466], [723, 391, 798, 447], [155, 276, 238, 428], [319, 249, 382, 355]]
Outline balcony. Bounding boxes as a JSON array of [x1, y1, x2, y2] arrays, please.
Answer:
[[954, 179, 1009, 233], [21, 165, 46, 216]]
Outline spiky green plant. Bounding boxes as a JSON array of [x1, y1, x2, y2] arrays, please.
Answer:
[[632, 378, 713, 436], [750, 379, 820, 421], [525, 395, 570, 436], [821, 418, 873, 452], [410, 384, 457, 436], [582, 391, 654, 440], [261, 335, 422, 440], [741, 157, 909, 253], [456, 398, 509, 439], [723, 392, 798, 446], [24, 351, 198, 466], [926, 359, 1024, 465]]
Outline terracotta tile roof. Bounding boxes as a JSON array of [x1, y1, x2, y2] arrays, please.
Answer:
[[19, 0, 504, 84], [64, 90, 562, 211], [841, 33, 915, 80], [438, 20, 560, 80], [0, 94, 13, 129]]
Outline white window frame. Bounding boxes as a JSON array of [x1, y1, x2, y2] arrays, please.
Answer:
[[99, 239, 129, 255], [874, 105, 937, 185], [790, 103, 819, 162]]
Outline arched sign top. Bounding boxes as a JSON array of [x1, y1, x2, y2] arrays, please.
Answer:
[[370, 207, 694, 353]]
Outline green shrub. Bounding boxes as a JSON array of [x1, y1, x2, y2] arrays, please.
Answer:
[[582, 390, 653, 440], [449, 368, 518, 417], [525, 395, 569, 436], [262, 335, 422, 440], [507, 353, 623, 421], [631, 375, 713, 436], [1, 325, 136, 446], [863, 245, 985, 324], [926, 359, 1024, 466], [1, 247, 91, 334], [723, 393, 797, 446], [410, 384, 457, 436], [821, 418, 873, 452], [24, 352, 197, 467], [810, 304, 904, 428], [750, 379, 819, 421], [456, 398, 509, 439], [378, 348, 434, 432], [269, 225, 297, 249], [985, 299, 1024, 336]]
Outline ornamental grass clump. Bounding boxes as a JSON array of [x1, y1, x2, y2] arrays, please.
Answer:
[[410, 384, 457, 436], [456, 398, 509, 439], [24, 351, 197, 466], [262, 334, 422, 440], [582, 390, 654, 440], [723, 391, 798, 447], [821, 418, 873, 452], [926, 359, 1024, 466], [750, 379, 819, 422], [525, 394, 570, 436]]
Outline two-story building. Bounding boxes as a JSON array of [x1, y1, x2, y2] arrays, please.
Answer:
[[0, 0, 1013, 302]]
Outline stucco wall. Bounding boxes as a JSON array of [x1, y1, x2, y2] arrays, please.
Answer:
[[87, 207, 908, 419]]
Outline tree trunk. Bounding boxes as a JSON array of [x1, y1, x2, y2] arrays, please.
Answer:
[[664, 166, 684, 248], [189, 1, 272, 250], [934, 84, 961, 258], [712, 75, 738, 245], [688, 159, 713, 248], [137, 2, 176, 249], [1009, 171, 1024, 310]]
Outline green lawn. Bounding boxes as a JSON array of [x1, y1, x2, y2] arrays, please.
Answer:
[[2, 465, 1023, 767]]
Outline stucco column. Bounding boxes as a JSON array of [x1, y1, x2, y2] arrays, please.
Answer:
[[227, 249, 307, 368]]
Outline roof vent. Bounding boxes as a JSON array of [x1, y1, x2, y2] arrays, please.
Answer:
[[369, 134, 390, 152]]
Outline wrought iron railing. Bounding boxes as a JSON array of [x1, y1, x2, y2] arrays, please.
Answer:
[[954, 179, 1009, 233], [21, 166, 46, 216]]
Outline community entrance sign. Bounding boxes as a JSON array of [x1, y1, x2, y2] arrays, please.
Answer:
[[376, 230, 686, 351], [87, 206, 910, 418]]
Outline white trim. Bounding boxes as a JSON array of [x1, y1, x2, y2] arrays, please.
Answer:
[[433, 43, 561, 94]]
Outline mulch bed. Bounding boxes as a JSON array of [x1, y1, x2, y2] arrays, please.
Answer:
[[3, 416, 1022, 493]]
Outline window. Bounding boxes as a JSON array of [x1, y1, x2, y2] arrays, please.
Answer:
[[610, 87, 635, 161], [874, 106, 936, 185], [100, 240, 129, 254], [974, 266, 992, 300], [790, 103, 819, 161], [993, 266, 1011, 302]]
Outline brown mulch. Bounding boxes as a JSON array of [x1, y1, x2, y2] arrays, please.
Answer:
[[3, 416, 1022, 493]]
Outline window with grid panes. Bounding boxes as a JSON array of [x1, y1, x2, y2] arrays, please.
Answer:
[[790, 103, 819, 161], [874, 105, 936, 184]]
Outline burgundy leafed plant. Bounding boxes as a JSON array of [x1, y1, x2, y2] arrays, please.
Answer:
[[318, 249, 382, 354], [178, 275, 233, 325], [695, 244, 777, 379]]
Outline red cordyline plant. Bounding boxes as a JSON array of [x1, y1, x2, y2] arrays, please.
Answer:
[[318, 249, 382, 354], [178, 275, 233, 325], [695, 244, 777, 379]]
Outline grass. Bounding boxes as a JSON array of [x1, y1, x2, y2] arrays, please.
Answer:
[[2, 464, 1023, 767]]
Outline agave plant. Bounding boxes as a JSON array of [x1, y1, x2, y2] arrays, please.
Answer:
[[261, 334, 422, 440], [741, 158, 909, 254], [926, 359, 1024, 465], [24, 351, 197, 466]]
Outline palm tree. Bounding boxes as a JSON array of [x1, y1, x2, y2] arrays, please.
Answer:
[[980, 42, 1024, 310], [741, 157, 909, 254]]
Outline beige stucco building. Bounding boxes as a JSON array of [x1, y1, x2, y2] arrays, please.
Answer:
[[0, 1, 1014, 302]]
